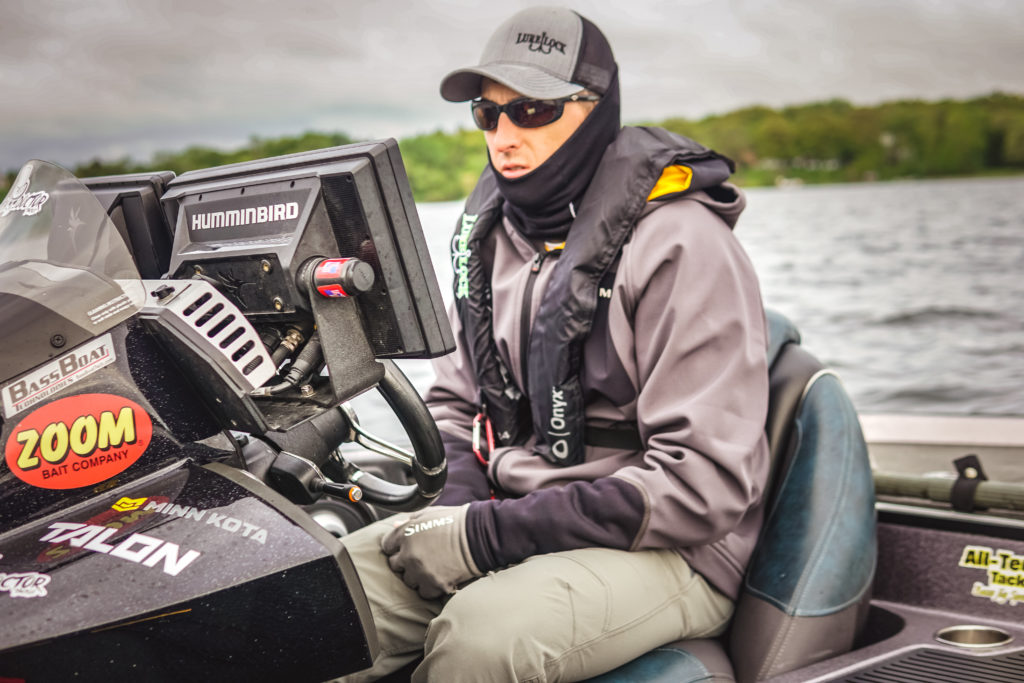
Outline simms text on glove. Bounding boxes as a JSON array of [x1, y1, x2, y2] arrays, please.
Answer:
[[380, 504, 482, 600]]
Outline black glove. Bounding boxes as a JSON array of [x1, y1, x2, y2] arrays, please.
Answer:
[[380, 504, 483, 600]]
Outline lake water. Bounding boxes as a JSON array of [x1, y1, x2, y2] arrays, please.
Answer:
[[357, 176, 1024, 438]]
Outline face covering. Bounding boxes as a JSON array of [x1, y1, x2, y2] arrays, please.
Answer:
[[491, 70, 621, 240]]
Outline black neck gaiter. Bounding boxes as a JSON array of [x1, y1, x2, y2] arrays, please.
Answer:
[[491, 72, 621, 240]]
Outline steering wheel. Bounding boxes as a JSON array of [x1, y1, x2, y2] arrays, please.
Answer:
[[333, 359, 447, 512], [262, 359, 446, 515]]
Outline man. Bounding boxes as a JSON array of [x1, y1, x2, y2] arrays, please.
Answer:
[[341, 7, 769, 682]]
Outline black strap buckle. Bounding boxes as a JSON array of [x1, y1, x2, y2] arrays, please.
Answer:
[[951, 453, 988, 513], [584, 424, 644, 451]]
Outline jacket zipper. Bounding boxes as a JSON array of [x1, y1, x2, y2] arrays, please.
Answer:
[[519, 251, 549, 394]]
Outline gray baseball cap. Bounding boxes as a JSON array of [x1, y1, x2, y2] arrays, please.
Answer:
[[440, 7, 616, 102]]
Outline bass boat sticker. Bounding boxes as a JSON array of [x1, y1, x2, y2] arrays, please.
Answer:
[[4, 393, 153, 489], [0, 334, 115, 418]]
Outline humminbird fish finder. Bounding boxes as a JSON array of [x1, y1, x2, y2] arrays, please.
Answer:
[[155, 140, 455, 429]]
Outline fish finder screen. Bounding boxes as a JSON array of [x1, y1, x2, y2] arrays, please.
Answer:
[[159, 140, 454, 360]]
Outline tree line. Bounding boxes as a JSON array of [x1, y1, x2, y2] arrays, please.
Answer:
[[3, 93, 1023, 204]]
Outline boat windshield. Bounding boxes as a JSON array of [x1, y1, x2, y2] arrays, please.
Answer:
[[0, 161, 144, 385]]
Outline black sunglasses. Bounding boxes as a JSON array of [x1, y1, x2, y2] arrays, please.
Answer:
[[471, 93, 601, 131]]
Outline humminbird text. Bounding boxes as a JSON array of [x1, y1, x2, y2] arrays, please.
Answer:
[[191, 202, 300, 231]]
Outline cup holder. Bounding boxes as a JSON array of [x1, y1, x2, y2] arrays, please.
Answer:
[[934, 625, 1013, 648]]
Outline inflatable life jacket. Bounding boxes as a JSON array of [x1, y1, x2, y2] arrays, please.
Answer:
[[451, 127, 735, 466]]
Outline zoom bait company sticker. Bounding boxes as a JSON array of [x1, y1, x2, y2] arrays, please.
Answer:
[[4, 393, 152, 490], [959, 545, 1024, 606]]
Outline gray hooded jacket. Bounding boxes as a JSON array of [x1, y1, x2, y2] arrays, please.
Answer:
[[426, 127, 770, 600]]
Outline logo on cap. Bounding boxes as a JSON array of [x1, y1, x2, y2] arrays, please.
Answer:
[[516, 31, 566, 55]]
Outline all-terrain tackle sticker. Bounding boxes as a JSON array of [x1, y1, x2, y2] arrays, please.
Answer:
[[4, 393, 153, 490], [959, 544, 1024, 606]]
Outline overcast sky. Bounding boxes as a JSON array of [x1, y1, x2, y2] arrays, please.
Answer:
[[1, 0, 1022, 171]]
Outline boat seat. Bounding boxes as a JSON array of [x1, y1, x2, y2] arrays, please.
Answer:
[[589, 309, 876, 682]]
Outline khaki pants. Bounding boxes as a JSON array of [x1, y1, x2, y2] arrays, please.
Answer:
[[339, 519, 733, 683]]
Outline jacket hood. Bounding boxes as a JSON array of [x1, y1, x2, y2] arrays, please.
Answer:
[[643, 183, 746, 230]]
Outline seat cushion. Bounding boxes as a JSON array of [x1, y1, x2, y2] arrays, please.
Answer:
[[587, 638, 735, 682], [730, 372, 876, 681]]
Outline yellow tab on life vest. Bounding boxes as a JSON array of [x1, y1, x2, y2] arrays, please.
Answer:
[[647, 165, 693, 201], [544, 241, 566, 252]]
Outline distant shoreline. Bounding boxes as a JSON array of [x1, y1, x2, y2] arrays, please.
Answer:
[[3, 92, 1023, 204], [737, 167, 1024, 190]]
